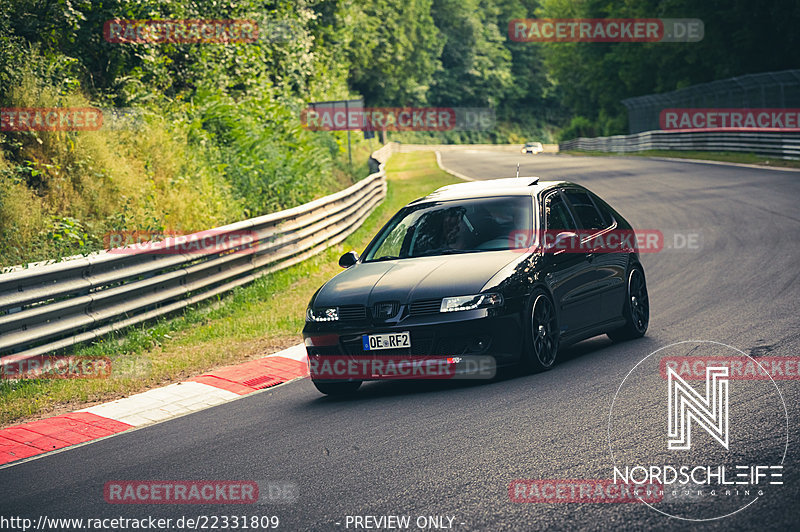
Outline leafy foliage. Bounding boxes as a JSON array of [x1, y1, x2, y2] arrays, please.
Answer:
[[0, 0, 794, 265], [537, 0, 800, 134]]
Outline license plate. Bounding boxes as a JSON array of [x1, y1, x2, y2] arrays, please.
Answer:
[[362, 332, 411, 351]]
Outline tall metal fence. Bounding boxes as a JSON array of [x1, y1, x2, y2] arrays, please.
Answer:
[[0, 144, 394, 365], [622, 70, 800, 133], [559, 130, 800, 159]]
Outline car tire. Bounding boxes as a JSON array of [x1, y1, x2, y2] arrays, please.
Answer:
[[607, 266, 649, 342], [312, 380, 362, 396], [521, 289, 560, 373]]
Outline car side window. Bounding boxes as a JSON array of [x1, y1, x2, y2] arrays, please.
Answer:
[[589, 193, 616, 227], [563, 189, 608, 231], [544, 191, 577, 231]]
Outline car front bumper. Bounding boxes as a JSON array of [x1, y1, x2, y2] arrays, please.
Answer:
[[302, 309, 524, 381]]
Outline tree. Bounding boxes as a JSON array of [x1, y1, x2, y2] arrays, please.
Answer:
[[428, 0, 513, 108], [537, 0, 800, 135], [342, 0, 442, 105]]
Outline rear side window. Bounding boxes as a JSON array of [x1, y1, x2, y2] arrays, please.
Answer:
[[563, 190, 608, 230], [544, 192, 576, 231], [589, 193, 618, 227]]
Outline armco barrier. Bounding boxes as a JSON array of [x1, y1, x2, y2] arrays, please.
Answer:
[[559, 130, 800, 159], [0, 144, 393, 364], [394, 143, 559, 154]]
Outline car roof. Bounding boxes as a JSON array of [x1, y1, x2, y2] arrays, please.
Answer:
[[410, 177, 572, 203]]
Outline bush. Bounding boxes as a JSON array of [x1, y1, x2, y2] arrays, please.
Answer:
[[557, 116, 596, 142], [0, 2, 360, 268]]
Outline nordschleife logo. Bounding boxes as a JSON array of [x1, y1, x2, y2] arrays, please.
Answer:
[[607, 340, 788, 521], [667, 365, 729, 450]]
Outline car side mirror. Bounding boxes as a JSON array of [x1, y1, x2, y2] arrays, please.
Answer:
[[339, 251, 359, 268], [545, 231, 579, 252]]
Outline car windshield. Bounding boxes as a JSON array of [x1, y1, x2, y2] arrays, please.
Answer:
[[363, 196, 533, 261]]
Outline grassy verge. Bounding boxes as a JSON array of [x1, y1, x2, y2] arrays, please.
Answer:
[[0, 152, 457, 427], [560, 149, 800, 169]]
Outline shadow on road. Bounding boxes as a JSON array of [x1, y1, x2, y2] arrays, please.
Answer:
[[302, 334, 657, 405]]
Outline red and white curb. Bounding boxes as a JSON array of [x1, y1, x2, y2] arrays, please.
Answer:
[[0, 344, 308, 467]]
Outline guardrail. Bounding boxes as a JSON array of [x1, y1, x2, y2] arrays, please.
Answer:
[[0, 144, 394, 364], [559, 130, 800, 159], [393, 143, 559, 154]]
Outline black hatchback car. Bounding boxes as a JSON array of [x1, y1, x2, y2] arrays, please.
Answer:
[[303, 177, 649, 395]]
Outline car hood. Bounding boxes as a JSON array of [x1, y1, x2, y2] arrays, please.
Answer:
[[313, 251, 523, 307]]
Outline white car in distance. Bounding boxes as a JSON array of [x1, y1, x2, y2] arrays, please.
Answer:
[[521, 141, 544, 154]]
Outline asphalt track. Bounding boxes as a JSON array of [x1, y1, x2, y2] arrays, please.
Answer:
[[2, 152, 799, 531]]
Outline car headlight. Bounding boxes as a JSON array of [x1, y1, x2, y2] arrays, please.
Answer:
[[306, 306, 339, 322], [440, 293, 503, 313]]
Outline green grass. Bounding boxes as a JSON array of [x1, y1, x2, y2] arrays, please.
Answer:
[[0, 64, 377, 271], [560, 149, 800, 168], [0, 152, 457, 427]]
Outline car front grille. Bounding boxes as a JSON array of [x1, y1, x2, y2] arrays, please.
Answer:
[[409, 299, 441, 316], [338, 305, 367, 321]]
